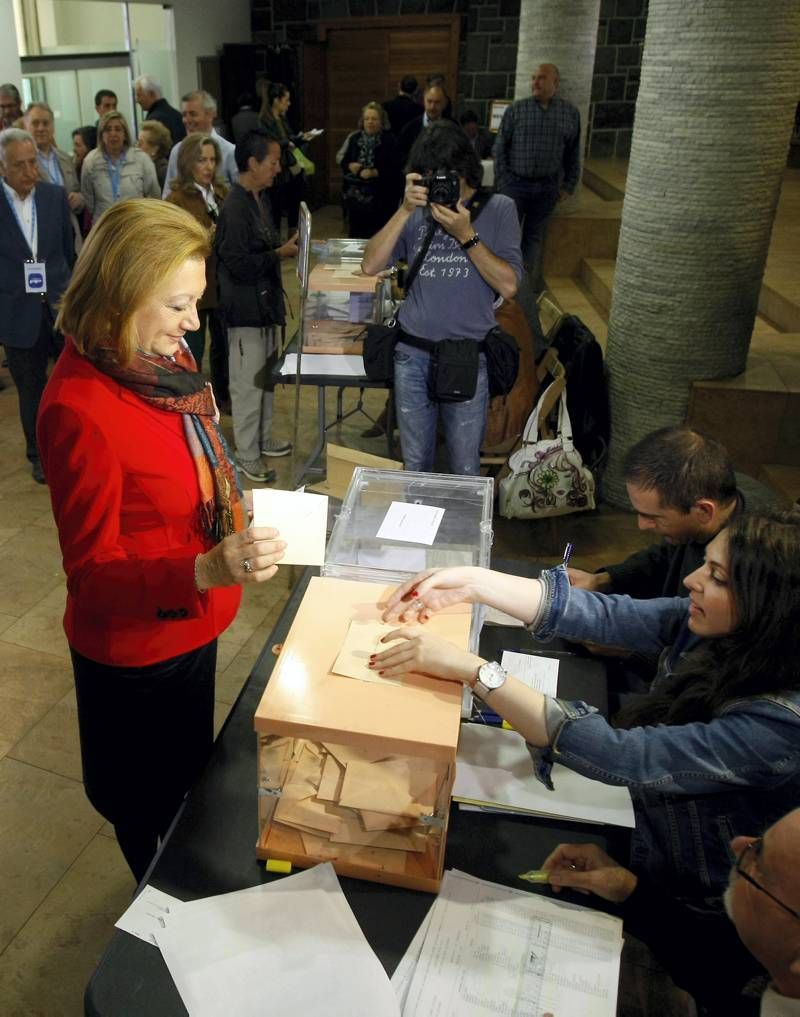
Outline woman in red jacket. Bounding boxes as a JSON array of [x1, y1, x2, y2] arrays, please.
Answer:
[[38, 199, 286, 882]]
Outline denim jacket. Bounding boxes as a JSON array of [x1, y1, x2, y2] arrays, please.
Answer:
[[527, 565, 800, 897]]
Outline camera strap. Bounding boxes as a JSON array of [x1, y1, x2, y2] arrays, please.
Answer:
[[404, 189, 493, 294]]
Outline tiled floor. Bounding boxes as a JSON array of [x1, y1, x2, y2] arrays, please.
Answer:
[[0, 204, 654, 1016]]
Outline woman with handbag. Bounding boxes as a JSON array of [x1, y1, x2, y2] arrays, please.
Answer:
[[373, 510, 800, 900], [260, 82, 313, 235], [340, 102, 402, 239], [362, 122, 522, 476], [215, 131, 297, 483], [37, 199, 287, 881], [166, 132, 228, 368]]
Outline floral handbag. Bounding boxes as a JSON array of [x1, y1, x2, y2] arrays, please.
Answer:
[[499, 381, 596, 519]]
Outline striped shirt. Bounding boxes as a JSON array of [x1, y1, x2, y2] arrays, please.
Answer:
[[493, 94, 581, 192]]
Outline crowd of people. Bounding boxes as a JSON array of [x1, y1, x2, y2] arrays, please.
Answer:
[[2, 67, 798, 1017]]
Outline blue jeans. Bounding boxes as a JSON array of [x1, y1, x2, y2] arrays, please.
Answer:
[[499, 174, 559, 288], [393, 342, 488, 475]]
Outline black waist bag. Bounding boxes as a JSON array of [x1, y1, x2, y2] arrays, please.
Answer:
[[362, 322, 400, 382], [401, 334, 480, 403], [483, 325, 520, 397]]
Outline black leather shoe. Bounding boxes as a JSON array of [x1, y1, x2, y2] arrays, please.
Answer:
[[32, 460, 46, 484], [360, 422, 385, 438]]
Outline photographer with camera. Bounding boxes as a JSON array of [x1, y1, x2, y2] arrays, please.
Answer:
[[362, 122, 522, 475]]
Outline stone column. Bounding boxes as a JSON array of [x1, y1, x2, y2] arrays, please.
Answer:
[[603, 0, 800, 505], [513, 0, 602, 206]]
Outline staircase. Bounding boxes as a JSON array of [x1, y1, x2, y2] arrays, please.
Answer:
[[542, 161, 800, 505]]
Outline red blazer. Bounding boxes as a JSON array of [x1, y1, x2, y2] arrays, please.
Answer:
[[37, 340, 241, 666]]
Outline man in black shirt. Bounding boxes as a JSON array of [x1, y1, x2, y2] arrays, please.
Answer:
[[383, 76, 420, 136], [569, 427, 741, 600], [134, 75, 185, 146]]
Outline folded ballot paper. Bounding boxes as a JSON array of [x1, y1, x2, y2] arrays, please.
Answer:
[[116, 865, 400, 1017], [392, 869, 623, 1017], [454, 724, 635, 828]]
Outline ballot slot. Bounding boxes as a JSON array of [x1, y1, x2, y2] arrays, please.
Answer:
[[254, 575, 469, 892]]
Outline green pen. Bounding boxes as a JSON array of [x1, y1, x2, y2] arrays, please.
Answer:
[[518, 869, 550, 883]]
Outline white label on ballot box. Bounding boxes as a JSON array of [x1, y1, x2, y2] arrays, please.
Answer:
[[376, 501, 444, 545]]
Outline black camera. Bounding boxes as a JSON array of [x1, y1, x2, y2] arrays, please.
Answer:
[[419, 169, 460, 207]]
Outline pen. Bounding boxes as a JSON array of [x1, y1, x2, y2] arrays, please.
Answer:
[[561, 542, 574, 568]]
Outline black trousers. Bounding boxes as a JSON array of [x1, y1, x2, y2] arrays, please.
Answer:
[[71, 640, 217, 883], [4, 303, 62, 464], [208, 307, 229, 404]]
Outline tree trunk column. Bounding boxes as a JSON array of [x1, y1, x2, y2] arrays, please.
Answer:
[[603, 0, 800, 505], [513, 0, 601, 208]]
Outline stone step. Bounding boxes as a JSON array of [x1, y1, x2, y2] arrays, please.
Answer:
[[582, 158, 627, 202], [758, 464, 800, 507], [579, 257, 615, 313], [542, 276, 609, 353]]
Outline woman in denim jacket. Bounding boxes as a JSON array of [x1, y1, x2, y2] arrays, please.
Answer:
[[374, 512, 800, 898]]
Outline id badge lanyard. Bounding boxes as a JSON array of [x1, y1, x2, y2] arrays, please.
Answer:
[[3, 187, 46, 293], [104, 153, 123, 202], [3, 185, 37, 259]]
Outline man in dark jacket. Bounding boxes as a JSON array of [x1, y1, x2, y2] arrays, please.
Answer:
[[568, 427, 742, 599], [134, 75, 185, 146], [215, 131, 297, 484], [542, 808, 800, 1017], [382, 76, 420, 136], [397, 84, 455, 163], [0, 128, 74, 482]]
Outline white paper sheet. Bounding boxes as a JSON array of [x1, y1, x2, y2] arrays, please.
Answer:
[[251, 488, 328, 566], [154, 863, 400, 1017], [391, 906, 433, 1011], [500, 650, 559, 696], [114, 885, 184, 947], [402, 869, 622, 1017], [357, 546, 429, 572], [376, 502, 444, 546], [454, 724, 635, 828], [280, 353, 366, 377]]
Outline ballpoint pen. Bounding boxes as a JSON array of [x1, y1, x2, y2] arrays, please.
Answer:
[[561, 542, 574, 568]]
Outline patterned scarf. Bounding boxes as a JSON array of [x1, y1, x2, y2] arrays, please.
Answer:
[[356, 131, 380, 169], [92, 342, 246, 542]]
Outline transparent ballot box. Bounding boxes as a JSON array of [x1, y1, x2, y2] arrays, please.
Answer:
[[324, 468, 494, 652], [254, 577, 468, 892], [302, 243, 390, 354]]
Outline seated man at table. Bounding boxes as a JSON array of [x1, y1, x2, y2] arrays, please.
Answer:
[[543, 807, 800, 1017], [568, 426, 742, 599]]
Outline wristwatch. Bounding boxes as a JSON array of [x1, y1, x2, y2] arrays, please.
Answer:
[[472, 660, 508, 700], [460, 233, 480, 251]]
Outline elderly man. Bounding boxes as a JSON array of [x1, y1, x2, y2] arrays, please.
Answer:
[[161, 90, 238, 197], [494, 63, 580, 289], [134, 75, 185, 145], [23, 101, 84, 253], [397, 83, 453, 161], [94, 88, 117, 122], [543, 808, 800, 1016], [0, 129, 74, 482], [1, 83, 22, 129]]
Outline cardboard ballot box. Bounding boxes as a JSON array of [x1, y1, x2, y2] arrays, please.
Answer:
[[254, 576, 470, 892]]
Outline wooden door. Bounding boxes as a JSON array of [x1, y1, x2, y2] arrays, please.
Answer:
[[318, 15, 460, 201]]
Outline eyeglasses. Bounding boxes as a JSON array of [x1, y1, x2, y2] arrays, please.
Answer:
[[735, 838, 800, 920]]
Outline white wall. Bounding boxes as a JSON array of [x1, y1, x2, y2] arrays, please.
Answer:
[[0, 0, 23, 85], [170, 0, 251, 97]]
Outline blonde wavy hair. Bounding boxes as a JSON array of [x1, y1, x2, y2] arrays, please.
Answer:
[[97, 110, 132, 153], [57, 199, 210, 366], [170, 132, 227, 197]]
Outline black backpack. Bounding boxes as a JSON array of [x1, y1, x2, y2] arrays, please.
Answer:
[[546, 315, 610, 478]]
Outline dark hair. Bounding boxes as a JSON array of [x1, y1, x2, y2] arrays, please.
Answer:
[[94, 88, 117, 107], [400, 75, 417, 95], [623, 426, 737, 513], [267, 82, 289, 106], [459, 110, 479, 126], [615, 510, 800, 729], [72, 125, 97, 150], [234, 129, 279, 173], [0, 83, 21, 102], [237, 91, 257, 108], [406, 120, 481, 188]]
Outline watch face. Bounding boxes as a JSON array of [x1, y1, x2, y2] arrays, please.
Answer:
[[478, 661, 507, 691]]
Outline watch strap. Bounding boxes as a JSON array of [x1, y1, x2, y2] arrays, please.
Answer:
[[460, 233, 480, 251]]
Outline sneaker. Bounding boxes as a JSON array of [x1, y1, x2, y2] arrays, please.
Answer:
[[236, 457, 276, 484], [260, 438, 292, 458]]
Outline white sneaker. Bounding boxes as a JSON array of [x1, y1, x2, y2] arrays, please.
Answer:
[[260, 438, 292, 457], [236, 457, 276, 483]]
